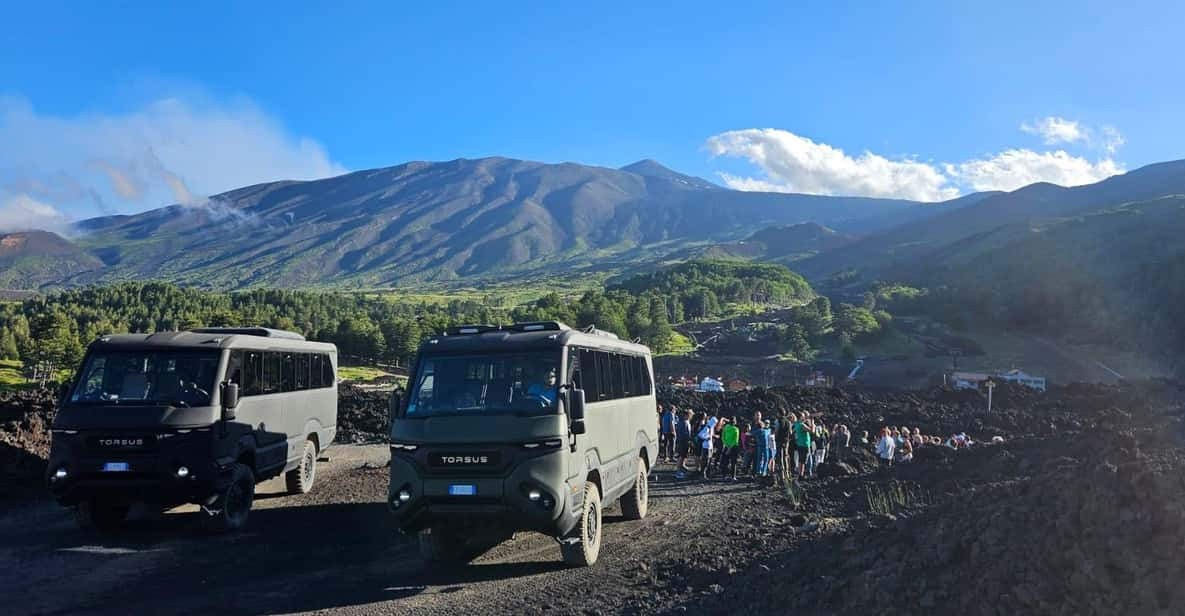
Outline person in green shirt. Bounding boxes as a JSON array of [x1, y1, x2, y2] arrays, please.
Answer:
[[720, 417, 741, 480], [793, 414, 813, 479]]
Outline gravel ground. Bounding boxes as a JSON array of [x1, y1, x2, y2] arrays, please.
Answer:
[[3, 380, 1183, 615]]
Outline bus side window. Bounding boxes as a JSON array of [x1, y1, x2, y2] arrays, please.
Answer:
[[622, 355, 634, 397], [227, 351, 244, 388], [244, 351, 262, 396], [263, 352, 280, 394], [321, 354, 335, 386], [633, 356, 645, 397], [295, 353, 310, 390], [640, 357, 652, 395], [579, 349, 600, 402], [568, 348, 583, 390], [281, 353, 295, 392], [310, 354, 323, 389]]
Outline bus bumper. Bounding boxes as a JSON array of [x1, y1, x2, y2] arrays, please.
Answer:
[[388, 446, 580, 537]]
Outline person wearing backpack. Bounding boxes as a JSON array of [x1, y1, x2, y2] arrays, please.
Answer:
[[793, 415, 813, 479]]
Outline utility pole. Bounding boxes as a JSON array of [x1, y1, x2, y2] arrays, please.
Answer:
[[985, 379, 996, 413]]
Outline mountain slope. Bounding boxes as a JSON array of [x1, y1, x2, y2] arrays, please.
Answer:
[[0, 231, 104, 289], [690, 222, 855, 263], [919, 195, 1185, 358], [798, 159, 1185, 280], [618, 159, 719, 190], [66, 157, 959, 289]]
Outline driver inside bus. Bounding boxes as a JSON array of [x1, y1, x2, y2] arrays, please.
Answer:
[[526, 367, 558, 404]]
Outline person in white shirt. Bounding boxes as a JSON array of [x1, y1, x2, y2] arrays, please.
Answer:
[[875, 427, 896, 467], [698, 414, 719, 476]]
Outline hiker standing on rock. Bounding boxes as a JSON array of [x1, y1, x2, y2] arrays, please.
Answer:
[[793, 414, 813, 479], [898, 437, 914, 462], [876, 427, 896, 467], [814, 422, 830, 469], [833, 425, 851, 457]]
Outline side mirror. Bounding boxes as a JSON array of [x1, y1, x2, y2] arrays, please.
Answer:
[[57, 381, 73, 404], [389, 389, 403, 422], [221, 382, 240, 421], [568, 388, 587, 435]]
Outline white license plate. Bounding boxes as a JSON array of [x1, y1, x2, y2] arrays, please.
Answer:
[[102, 462, 130, 472], [448, 484, 476, 496]]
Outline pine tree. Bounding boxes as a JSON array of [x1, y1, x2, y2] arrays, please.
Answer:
[[0, 326, 19, 361]]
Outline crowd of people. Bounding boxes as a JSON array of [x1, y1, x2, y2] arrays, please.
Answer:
[[657, 403, 850, 482], [657, 403, 980, 480]]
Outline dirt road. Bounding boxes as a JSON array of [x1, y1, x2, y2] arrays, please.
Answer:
[[6, 381, 1185, 615], [2, 445, 770, 616]]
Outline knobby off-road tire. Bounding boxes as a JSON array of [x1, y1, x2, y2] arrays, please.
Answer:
[[561, 481, 603, 567], [74, 501, 129, 532], [285, 439, 317, 495], [620, 458, 649, 520], [202, 463, 255, 533]]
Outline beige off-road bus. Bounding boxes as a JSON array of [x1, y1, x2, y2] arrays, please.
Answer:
[[388, 321, 658, 566], [48, 327, 337, 532]]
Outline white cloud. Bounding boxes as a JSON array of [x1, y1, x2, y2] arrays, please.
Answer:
[[1021, 116, 1126, 156], [0, 194, 70, 233], [945, 149, 1123, 192], [705, 129, 960, 201], [706, 127, 1125, 200], [1101, 126, 1125, 154], [0, 96, 347, 225], [1020, 116, 1087, 145]]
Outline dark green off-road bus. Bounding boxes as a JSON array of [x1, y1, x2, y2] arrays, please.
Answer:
[[47, 328, 337, 532], [388, 321, 658, 566]]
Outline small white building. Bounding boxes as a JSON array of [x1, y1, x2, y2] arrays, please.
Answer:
[[950, 369, 1047, 392], [698, 377, 724, 392], [998, 369, 1047, 392], [951, 371, 992, 391]]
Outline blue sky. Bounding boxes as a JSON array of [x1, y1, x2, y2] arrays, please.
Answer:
[[2, 0, 1183, 227]]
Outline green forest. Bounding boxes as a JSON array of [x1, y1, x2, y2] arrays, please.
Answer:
[[0, 260, 824, 384]]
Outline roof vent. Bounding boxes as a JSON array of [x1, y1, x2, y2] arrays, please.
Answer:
[[444, 324, 500, 336], [507, 321, 568, 332]]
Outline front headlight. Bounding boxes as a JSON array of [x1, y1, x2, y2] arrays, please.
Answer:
[[522, 439, 563, 450]]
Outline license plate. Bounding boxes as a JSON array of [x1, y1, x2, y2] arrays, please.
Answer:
[[448, 484, 477, 496], [102, 462, 130, 472]]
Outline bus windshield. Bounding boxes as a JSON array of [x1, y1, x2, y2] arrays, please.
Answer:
[[406, 352, 560, 417], [70, 350, 221, 407]]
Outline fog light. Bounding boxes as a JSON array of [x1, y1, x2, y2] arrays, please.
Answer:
[[527, 489, 541, 501], [176, 466, 190, 478], [54, 467, 68, 480], [398, 489, 411, 503]]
